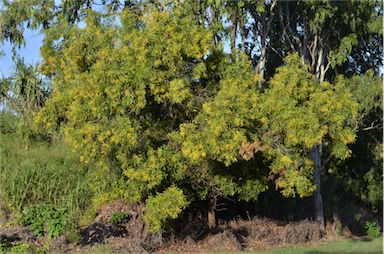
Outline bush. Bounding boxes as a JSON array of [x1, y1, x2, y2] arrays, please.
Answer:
[[21, 203, 66, 238], [144, 187, 189, 233], [365, 220, 381, 239], [109, 211, 129, 225], [6, 242, 30, 254]]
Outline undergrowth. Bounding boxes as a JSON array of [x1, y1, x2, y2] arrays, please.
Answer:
[[0, 133, 92, 239], [0, 131, 134, 241]]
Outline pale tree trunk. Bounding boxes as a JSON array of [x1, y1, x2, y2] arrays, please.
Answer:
[[312, 47, 327, 233], [240, 18, 245, 52], [256, 42, 267, 89], [255, 0, 276, 88], [207, 196, 216, 229], [208, 6, 220, 46]]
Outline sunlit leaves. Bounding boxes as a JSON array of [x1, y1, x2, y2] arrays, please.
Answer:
[[177, 55, 260, 166], [257, 53, 359, 197], [144, 186, 188, 233]]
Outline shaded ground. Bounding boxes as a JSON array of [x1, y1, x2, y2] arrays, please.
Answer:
[[0, 200, 381, 253]]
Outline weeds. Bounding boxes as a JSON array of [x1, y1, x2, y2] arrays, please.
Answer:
[[0, 134, 93, 239], [365, 220, 381, 239], [109, 211, 130, 225], [21, 203, 66, 238]]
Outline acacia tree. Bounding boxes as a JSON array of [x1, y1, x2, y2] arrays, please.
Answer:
[[35, 6, 216, 232], [173, 54, 269, 228], [193, 0, 381, 230], [35, 5, 272, 230]]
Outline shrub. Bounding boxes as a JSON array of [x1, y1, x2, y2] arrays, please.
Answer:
[[7, 242, 30, 254], [109, 211, 129, 225], [21, 203, 66, 239], [365, 220, 381, 239], [144, 187, 189, 233], [0, 111, 18, 134]]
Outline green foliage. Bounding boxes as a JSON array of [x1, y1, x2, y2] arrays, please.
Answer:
[[21, 203, 66, 238], [9, 243, 30, 254], [325, 116, 383, 212], [364, 166, 383, 209], [109, 211, 129, 225], [256, 54, 359, 197], [0, 236, 48, 253], [144, 187, 189, 233], [177, 54, 260, 166], [34, 6, 213, 231], [365, 220, 381, 239], [0, 132, 93, 239], [0, 110, 18, 134], [33, 4, 368, 229], [330, 34, 357, 67], [170, 55, 270, 202], [0, 58, 49, 118], [347, 70, 382, 120]]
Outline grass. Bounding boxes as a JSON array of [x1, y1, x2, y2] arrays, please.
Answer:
[[0, 133, 94, 240], [49, 237, 384, 254], [254, 237, 383, 254], [0, 134, 91, 213]]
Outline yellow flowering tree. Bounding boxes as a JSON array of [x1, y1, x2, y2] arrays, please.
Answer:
[[34, 5, 362, 233]]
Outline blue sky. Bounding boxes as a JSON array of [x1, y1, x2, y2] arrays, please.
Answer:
[[1, 28, 44, 77]]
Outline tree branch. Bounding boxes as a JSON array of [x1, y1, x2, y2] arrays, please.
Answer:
[[278, 4, 295, 52], [361, 120, 383, 131]]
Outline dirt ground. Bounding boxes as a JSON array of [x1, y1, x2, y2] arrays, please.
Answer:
[[0, 200, 347, 253]]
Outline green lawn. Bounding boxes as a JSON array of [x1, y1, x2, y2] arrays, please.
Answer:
[[53, 237, 384, 254], [254, 237, 383, 254]]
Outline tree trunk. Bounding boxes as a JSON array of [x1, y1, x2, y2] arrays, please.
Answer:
[[207, 196, 216, 229], [312, 44, 326, 234], [209, 6, 220, 45], [240, 19, 245, 52], [257, 43, 267, 89], [312, 143, 325, 232], [255, 1, 276, 88]]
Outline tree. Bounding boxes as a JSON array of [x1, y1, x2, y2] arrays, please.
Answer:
[[173, 54, 269, 227], [272, 0, 382, 231], [256, 53, 359, 197], [35, 6, 214, 232]]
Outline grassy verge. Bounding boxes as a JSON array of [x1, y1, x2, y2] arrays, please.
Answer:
[[0, 133, 93, 240], [255, 237, 383, 254]]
